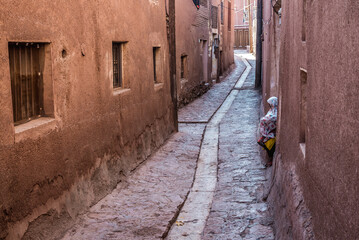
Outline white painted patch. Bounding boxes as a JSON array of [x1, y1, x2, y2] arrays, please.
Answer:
[[149, 0, 159, 6]]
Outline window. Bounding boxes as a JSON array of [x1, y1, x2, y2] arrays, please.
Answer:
[[9, 42, 53, 125], [113, 42, 124, 88], [211, 6, 218, 29], [228, 1, 232, 31], [302, 0, 307, 41], [221, 1, 224, 25], [181, 55, 188, 79], [153, 47, 161, 84], [300, 69, 307, 143]]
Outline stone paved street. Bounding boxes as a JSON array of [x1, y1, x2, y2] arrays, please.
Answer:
[[202, 52, 274, 240], [60, 50, 274, 240]]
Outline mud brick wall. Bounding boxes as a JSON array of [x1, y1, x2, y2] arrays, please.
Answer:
[[0, 1, 174, 238]]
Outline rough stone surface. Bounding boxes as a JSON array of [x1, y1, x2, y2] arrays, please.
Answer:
[[202, 53, 274, 240], [168, 90, 242, 239], [179, 58, 246, 123]]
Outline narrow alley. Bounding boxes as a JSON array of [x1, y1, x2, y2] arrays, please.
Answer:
[[54, 51, 273, 240], [2, 0, 359, 239]]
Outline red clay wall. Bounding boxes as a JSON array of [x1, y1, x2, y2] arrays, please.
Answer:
[[303, 1, 359, 238], [0, 1, 173, 238], [176, 0, 212, 105], [216, 0, 235, 75], [176, 0, 234, 106], [261, 0, 280, 112], [266, 0, 359, 239]]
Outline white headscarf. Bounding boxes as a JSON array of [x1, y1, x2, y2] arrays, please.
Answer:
[[259, 97, 278, 141]]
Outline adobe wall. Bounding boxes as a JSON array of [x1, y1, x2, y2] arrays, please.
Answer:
[[303, 0, 359, 238], [177, 0, 234, 106], [213, 0, 234, 76], [222, 0, 235, 72], [234, 0, 246, 26], [261, 0, 280, 113], [0, 0, 174, 239], [267, 0, 359, 239], [176, 0, 212, 106]]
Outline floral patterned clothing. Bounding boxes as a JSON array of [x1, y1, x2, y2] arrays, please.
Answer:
[[259, 97, 278, 142]]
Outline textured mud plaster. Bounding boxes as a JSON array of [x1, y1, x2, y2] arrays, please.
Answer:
[[261, 0, 281, 108], [267, 154, 314, 240], [10, 109, 173, 240], [266, 0, 359, 239], [0, 0, 173, 239], [176, 0, 234, 106]]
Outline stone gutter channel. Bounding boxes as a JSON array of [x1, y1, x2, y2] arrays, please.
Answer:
[[165, 56, 252, 239]]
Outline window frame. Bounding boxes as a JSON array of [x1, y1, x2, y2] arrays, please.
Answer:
[[8, 42, 53, 126], [112, 42, 126, 89], [152, 46, 162, 85]]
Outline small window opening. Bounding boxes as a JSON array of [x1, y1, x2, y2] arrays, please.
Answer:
[[300, 69, 307, 143], [302, 0, 307, 41], [181, 55, 188, 79], [211, 5, 218, 29], [9, 42, 53, 125], [153, 47, 161, 83], [221, 1, 224, 25], [113, 42, 124, 88]]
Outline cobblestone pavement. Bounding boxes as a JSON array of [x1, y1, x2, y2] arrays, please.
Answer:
[[202, 52, 274, 240], [60, 50, 273, 239], [178, 58, 246, 123], [61, 124, 205, 240]]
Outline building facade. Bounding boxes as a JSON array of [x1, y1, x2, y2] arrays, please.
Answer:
[[212, 0, 235, 77], [176, 0, 234, 106], [0, 1, 175, 238], [260, 0, 359, 239], [0, 0, 234, 238], [234, 0, 256, 51]]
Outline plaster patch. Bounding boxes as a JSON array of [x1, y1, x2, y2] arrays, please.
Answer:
[[149, 0, 159, 6]]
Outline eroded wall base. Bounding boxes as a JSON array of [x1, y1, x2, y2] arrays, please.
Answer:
[[267, 154, 315, 240], [6, 109, 174, 240]]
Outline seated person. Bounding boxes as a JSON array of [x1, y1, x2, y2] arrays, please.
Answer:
[[257, 96, 278, 164]]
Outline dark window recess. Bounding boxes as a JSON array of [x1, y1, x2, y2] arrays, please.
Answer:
[[181, 55, 188, 79], [200, 0, 208, 7], [153, 47, 160, 83], [221, 2, 224, 25], [9, 43, 44, 124], [211, 6, 218, 28], [113, 42, 123, 88], [228, 1, 232, 31], [300, 70, 307, 143], [302, 0, 307, 41]]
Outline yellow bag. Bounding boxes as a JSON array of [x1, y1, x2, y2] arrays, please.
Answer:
[[264, 138, 276, 151]]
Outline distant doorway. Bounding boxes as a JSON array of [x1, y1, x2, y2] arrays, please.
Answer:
[[234, 28, 249, 49]]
